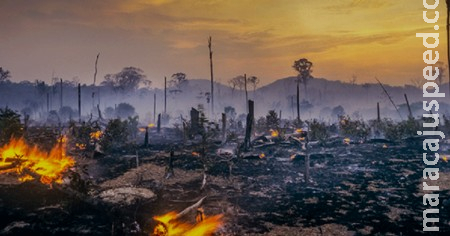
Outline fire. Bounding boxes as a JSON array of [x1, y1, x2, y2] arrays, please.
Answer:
[[443, 155, 448, 163], [343, 138, 350, 145], [295, 128, 303, 133], [90, 130, 102, 141], [139, 127, 147, 132], [0, 137, 75, 185], [192, 152, 200, 157], [75, 143, 86, 150], [148, 123, 156, 128], [152, 211, 223, 236], [259, 153, 265, 159], [270, 129, 279, 137], [382, 144, 388, 149]]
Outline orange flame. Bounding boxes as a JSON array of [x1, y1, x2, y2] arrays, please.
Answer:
[[139, 127, 147, 132], [0, 137, 75, 185], [152, 211, 223, 236], [90, 131, 102, 141], [295, 128, 303, 133], [148, 123, 156, 128], [259, 153, 265, 159], [192, 152, 200, 157], [270, 129, 279, 137], [443, 155, 448, 163], [343, 138, 350, 145]]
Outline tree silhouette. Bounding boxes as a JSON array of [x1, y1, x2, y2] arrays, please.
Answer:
[[170, 72, 187, 94], [247, 76, 260, 92], [0, 67, 11, 82], [292, 58, 313, 121], [102, 67, 149, 93]]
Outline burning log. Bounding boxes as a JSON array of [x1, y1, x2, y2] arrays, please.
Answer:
[[0, 137, 75, 185], [152, 196, 223, 236]]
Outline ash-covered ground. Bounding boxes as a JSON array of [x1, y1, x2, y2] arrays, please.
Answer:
[[0, 134, 449, 235]]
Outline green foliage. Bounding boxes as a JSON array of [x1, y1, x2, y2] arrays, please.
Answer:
[[0, 107, 23, 144], [339, 115, 370, 141], [306, 119, 329, 142], [99, 119, 130, 152]]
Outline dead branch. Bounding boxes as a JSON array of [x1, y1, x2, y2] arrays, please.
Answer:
[[375, 78, 403, 120], [176, 196, 207, 219]]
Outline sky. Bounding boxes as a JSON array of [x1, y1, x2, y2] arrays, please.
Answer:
[[0, 0, 448, 88]]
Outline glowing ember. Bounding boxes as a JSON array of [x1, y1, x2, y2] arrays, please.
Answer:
[[90, 130, 102, 141], [148, 123, 156, 128], [152, 211, 223, 236], [382, 144, 388, 149], [139, 127, 147, 132], [192, 152, 200, 157], [290, 154, 297, 160], [295, 128, 303, 133], [259, 153, 265, 159], [0, 137, 75, 185], [75, 143, 86, 150], [343, 138, 350, 145], [443, 155, 448, 163], [270, 129, 279, 137]]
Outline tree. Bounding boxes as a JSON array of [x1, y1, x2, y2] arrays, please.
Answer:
[[169, 72, 187, 94], [331, 105, 345, 118], [247, 76, 260, 92], [0, 67, 11, 83], [292, 58, 313, 121], [0, 108, 22, 144], [102, 67, 150, 93], [115, 103, 135, 119]]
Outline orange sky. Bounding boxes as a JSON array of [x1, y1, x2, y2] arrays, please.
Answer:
[[0, 0, 448, 88]]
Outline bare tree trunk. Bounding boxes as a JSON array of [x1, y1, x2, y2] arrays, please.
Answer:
[[296, 81, 300, 122], [164, 77, 167, 114], [78, 83, 81, 123], [93, 53, 99, 85], [153, 93, 156, 123], [60, 78, 63, 110], [404, 93, 413, 119], [377, 102, 381, 122], [208, 37, 214, 117], [244, 100, 254, 151], [244, 74, 248, 111]]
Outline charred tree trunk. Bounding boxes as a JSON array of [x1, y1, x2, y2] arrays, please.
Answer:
[[60, 78, 63, 110], [144, 127, 149, 147], [78, 83, 81, 123], [164, 76, 167, 114], [208, 36, 214, 117], [244, 100, 254, 151], [377, 102, 381, 122], [305, 134, 310, 183], [190, 108, 200, 136], [153, 93, 156, 123], [222, 113, 226, 144], [244, 74, 248, 111], [296, 81, 300, 122], [404, 93, 413, 119], [93, 53, 99, 85], [157, 113, 161, 134]]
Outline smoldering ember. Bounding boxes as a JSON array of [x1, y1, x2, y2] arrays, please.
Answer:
[[1, 1, 450, 236]]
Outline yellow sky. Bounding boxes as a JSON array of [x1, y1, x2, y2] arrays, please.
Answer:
[[0, 0, 447, 87]]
